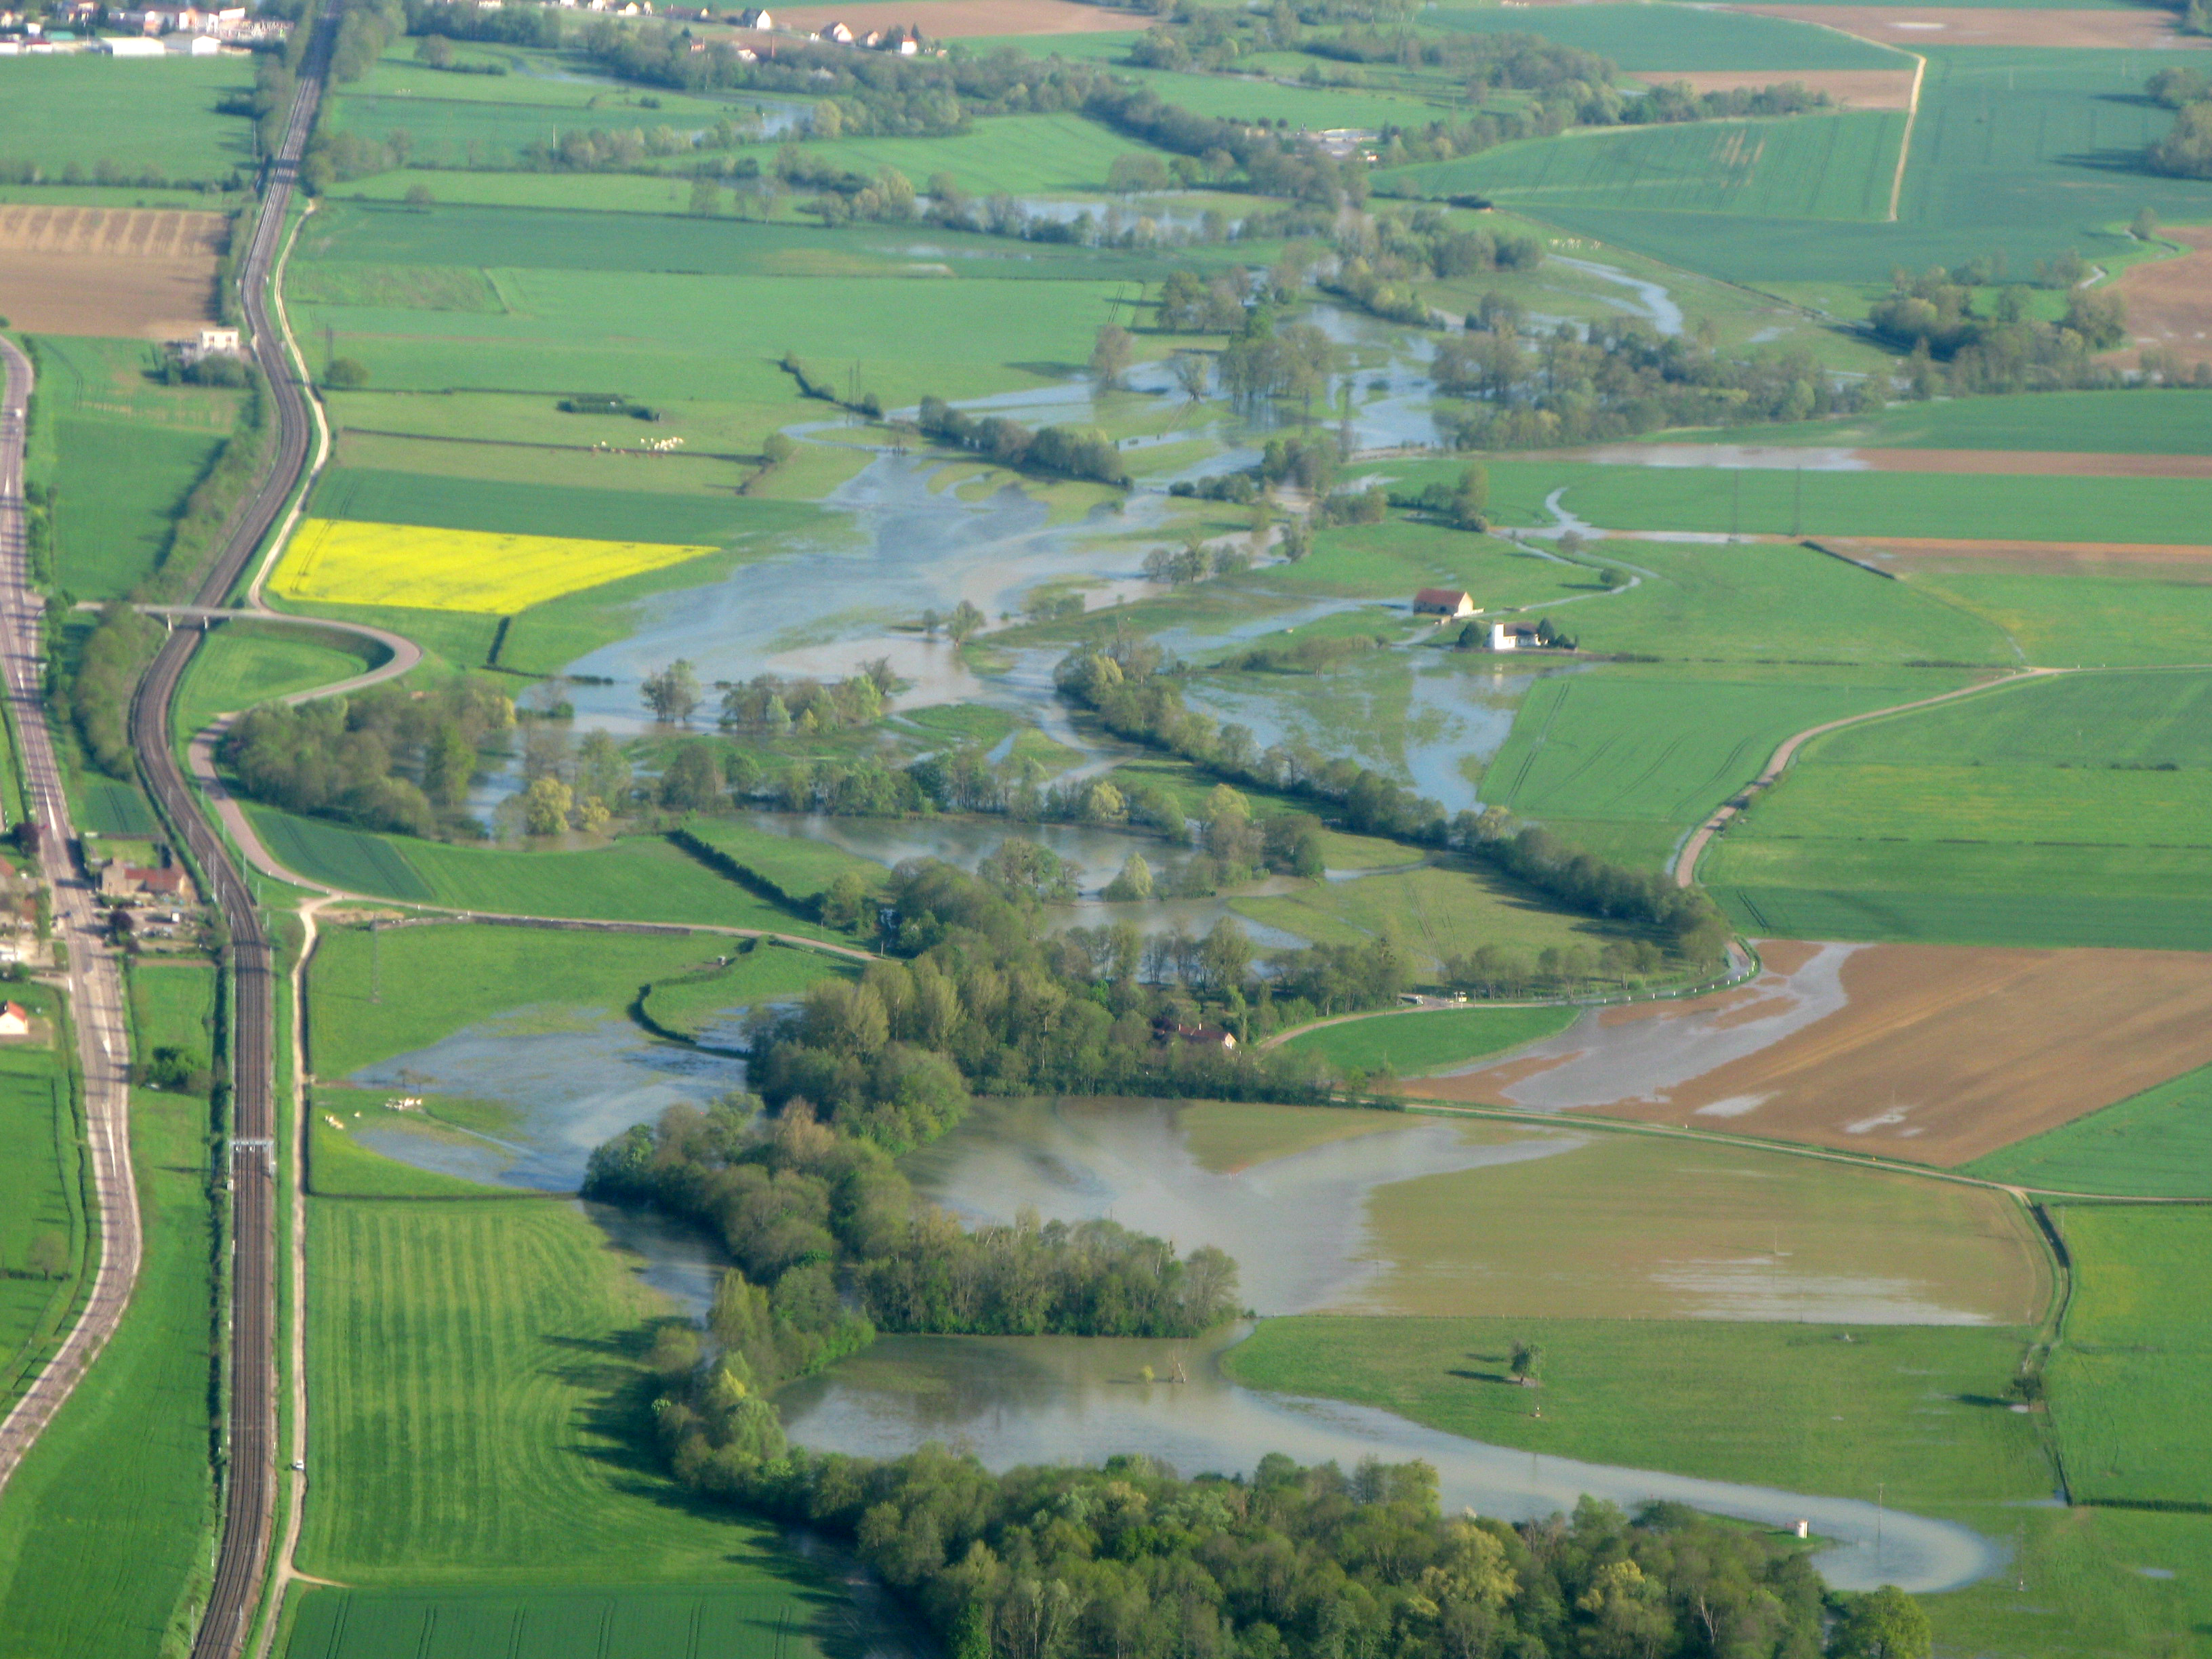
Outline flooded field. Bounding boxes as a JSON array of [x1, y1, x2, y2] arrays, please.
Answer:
[[777, 1328, 2004, 1596], [1426, 939, 2212, 1164]]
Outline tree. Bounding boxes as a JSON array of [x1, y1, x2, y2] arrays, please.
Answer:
[[521, 775, 573, 836], [25, 1231, 66, 1279], [1197, 918, 1252, 992], [403, 182, 434, 211], [1088, 324, 1134, 388], [1832, 1586, 1932, 1659], [577, 729, 631, 811], [426, 720, 475, 806], [1169, 351, 1210, 405], [820, 869, 874, 933], [413, 32, 453, 67], [2133, 205, 2162, 241], [1103, 853, 1153, 901], [1509, 1339, 1542, 1385], [658, 742, 722, 811], [323, 357, 369, 389], [761, 431, 794, 466], [642, 659, 703, 724], [688, 172, 723, 217], [946, 600, 987, 644], [1450, 463, 1489, 531]]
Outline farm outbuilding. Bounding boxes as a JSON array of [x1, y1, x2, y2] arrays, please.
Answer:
[[1414, 588, 1475, 620]]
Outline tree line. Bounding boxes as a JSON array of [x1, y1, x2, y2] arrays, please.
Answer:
[[641, 1425, 1931, 1659], [917, 398, 1130, 488]]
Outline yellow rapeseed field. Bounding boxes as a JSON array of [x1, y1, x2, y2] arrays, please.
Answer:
[[270, 519, 718, 613]]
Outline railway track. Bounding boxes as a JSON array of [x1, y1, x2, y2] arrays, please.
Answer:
[[108, 11, 335, 1655]]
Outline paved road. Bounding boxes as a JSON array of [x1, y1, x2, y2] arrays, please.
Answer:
[[0, 345, 142, 1496]]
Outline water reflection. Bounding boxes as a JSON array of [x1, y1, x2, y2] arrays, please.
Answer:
[[778, 1330, 2005, 1596], [903, 1098, 1582, 1315]]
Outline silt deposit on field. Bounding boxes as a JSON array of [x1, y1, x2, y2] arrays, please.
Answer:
[[1420, 941, 2212, 1165]]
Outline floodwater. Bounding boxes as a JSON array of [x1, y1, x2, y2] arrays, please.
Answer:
[[350, 1010, 750, 1192], [777, 1328, 2005, 1597], [903, 1097, 1584, 1315], [1442, 943, 1864, 1111]]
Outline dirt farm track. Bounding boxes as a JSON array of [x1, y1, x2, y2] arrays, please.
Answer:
[[0, 205, 224, 339], [1419, 941, 2212, 1166]]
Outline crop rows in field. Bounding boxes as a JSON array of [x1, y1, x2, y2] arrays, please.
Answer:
[[1969, 1062, 2212, 1198], [1425, 3, 1906, 70], [0, 1048, 79, 1408], [1393, 110, 1906, 223], [283, 1584, 821, 1659], [272, 518, 715, 615]]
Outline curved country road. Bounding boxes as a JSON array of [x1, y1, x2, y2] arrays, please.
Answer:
[[0, 350, 142, 1496]]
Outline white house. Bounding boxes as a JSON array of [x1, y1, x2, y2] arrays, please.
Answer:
[[97, 35, 167, 54], [1488, 621, 1541, 651], [819, 19, 853, 41], [184, 30, 220, 51]]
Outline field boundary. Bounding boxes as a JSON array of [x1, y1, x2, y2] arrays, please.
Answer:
[[1885, 52, 1923, 220]]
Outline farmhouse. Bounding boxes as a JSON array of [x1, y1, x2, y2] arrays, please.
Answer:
[[0, 1002, 28, 1038], [100, 862, 192, 900], [1413, 588, 1475, 621], [1156, 1018, 1237, 1050], [1488, 621, 1541, 651]]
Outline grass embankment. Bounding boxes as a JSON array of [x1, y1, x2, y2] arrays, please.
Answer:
[[1278, 1004, 1575, 1078], [0, 964, 218, 1659], [1708, 670, 2212, 950], [0, 985, 82, 1412]]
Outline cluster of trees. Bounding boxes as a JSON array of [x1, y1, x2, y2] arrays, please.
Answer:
[[1866, 265, 2129, 392], [584, 26, 1111, 135], [1318, 208, 1544, 325], [66, 605, 163, 778], [917, 397, 1130, 487], [1391, 465, 1490, 531], [661, 1437, 1933, 1659], [759, 857, 1336, 1098], [719, 662, 897, 735], [1218, 312, 1342, 415], [1433, 312, 1877, 450], [0, 156, 238, 192], [2148, 67, 2212, 177], [220, 681, 510, 836]]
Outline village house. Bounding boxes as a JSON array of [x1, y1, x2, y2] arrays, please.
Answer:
[[734, 5, 772, 24], [0, 1002, 30, 1038], [1488, 621, 1542, 651], [1413, 587, 1475, 621], [818, 19, 853, 41], [100, 862, 192, 901]]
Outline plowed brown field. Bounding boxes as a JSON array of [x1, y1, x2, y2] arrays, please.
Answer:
[[0, 205, 226, 338], [1643, 67, 1921, 110], [2111, 227, 2212, 377], [1418, 942, 2212, 1166], [1829, 537, 2212, 579], [1728, 5, 2210, 49]]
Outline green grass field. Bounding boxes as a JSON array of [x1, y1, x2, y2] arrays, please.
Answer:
[[0, 1049, 216, 1658], [1390, 111, 1906, 224], [1906, 569, 2212, 670], [1277, 1004, 1576, 1077], [802, 112, 1162, 197], [1708, 670, 2212, 949], [299, 1195, 792, 1583], [304, 470, 816, 545], [307, 919, 806, 1077], [174, 624, 377, 735], [1449, 47, 2212, 285], [675, 818, 883, 905], [636, 945, 853, 1041], [0, 1010, 81, 1414], [0, 56, 253, 180], [1462, 458, 2212, 552], [73, 776, 158, 838], [1481, 665, 1979, 826], [1229, 1315, 2039, 1512], [1233, 861, 1627, 971], [1671, 390, 2212, 456], [2046, 1205, 2212, 1511], [50, 416, 224, 600], [282, 1580, 844, 1659], [1424, 3, 1907, 70], [249, 814, 840, 937], [1261, 519, 1595, 608], [1968, 1062, 2212, 1199]]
